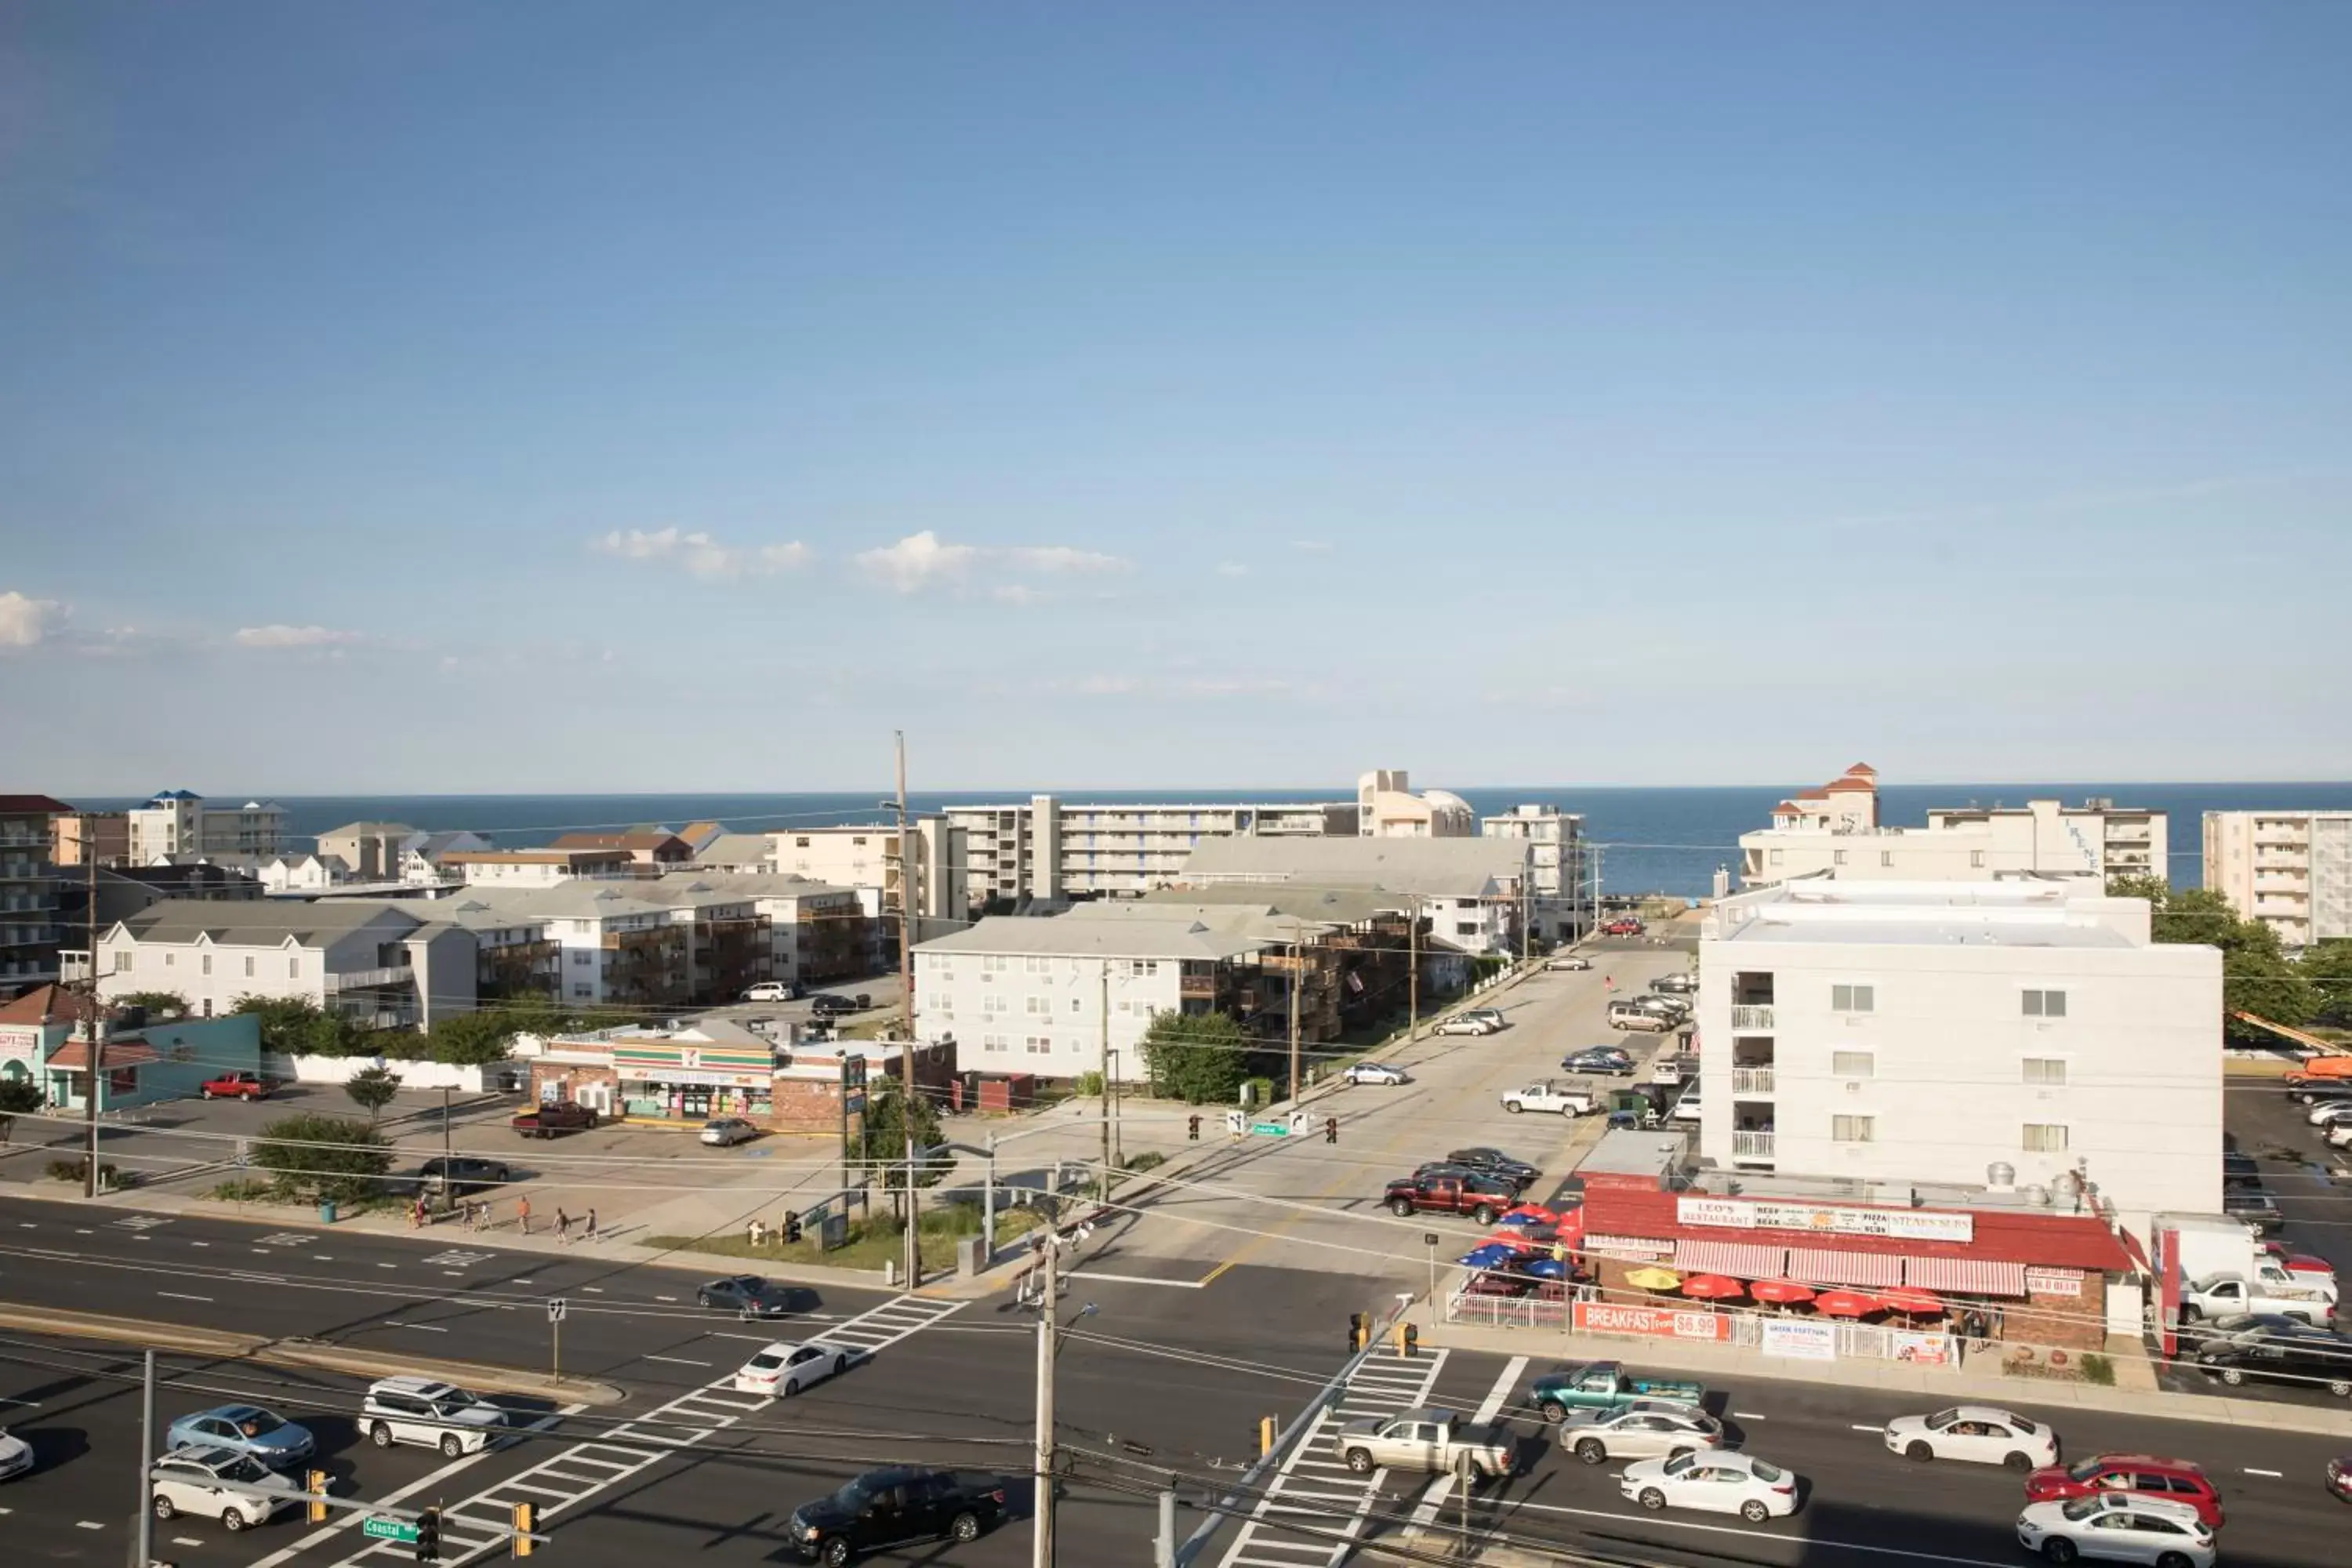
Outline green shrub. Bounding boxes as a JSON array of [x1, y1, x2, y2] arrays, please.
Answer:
[[46, 1159, 123, 1188], [1073, 1070, 1105, 1097], [249, 1112, 393, 1204], [2079, 1353, 2115, 1386], [1240, 1076, 1276, 1109], [1123, 1151, 1167, 1173], [210, 1178, 276, 1203]]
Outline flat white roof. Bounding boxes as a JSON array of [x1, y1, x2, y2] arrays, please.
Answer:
[[1711, 878, 2137, 949]]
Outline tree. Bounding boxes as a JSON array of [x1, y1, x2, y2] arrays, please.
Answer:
[[343, 1064, 403, 1124], [111, 990, 191, 1018], [231, 996, 369, 1058], [2301, 941, 2352, 1022], [1140, 1010, 1250, 1105], [851, 1076, 950, 1199], [249, 1112, 392, 1205], [2111, 875, 2318, 1039], [0, 1078, 41, 1145]]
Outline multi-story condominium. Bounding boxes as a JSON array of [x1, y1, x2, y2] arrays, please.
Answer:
[[441, 848, 637, 887], [546, 831, 695, 870], [0, 795, 73, 998], [397, 831, 491, 884], [258, 853, 349, 895], [1356, 769, 1474, 837], [1480, 804, 1588, 941], [1174, 835, 1531, 958], [1739, 766, 2167, 889], [2203, 810, 2352, 947], [1694, 878, 2222, 1237], [943, 794, 1359, 909], [126, 791, 287, 863], [441, 880, 771, 1011], [50, 810, 129, 867], [766, 820, 957, 922], [656, 871, 872, 985], [93, 899, 477, 1029], [315, 822, 417, 882]]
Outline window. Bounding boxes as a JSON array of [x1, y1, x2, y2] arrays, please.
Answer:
[[572, 951, 591, 967], [2023, 1058, 2067, 1085], [164, 951, 173, 967], [1456, 922, 1479, 937], [1832, 1115, 1876, 1143], [572, 985, 592, 999], [1832, 849, 1847, 866], [983, 995, 1007, 1016], [983, 1034, 1007, 1054], [117, 951, 133, 972], [1831, 983, 1874, 1013], [1025, 956, 1048, 975], [982, 955, 1008, 975], [2023, 1123, 2070, 1152], [289, 956, 299, 978], [2022, 989, 2067, 1018], [201, 954, 212, 976], [1025, 1036, 1051, 1055], [1831, 1051, 1875, 1078], [1070, 996, 1082, 1013], [1769, 848, 1783, 866], [1969, 850, 1985, 868], [795, 837, 810, 848], [1880, 850, 1893, 868]]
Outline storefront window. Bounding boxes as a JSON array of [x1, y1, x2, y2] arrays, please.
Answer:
[[622, 1079, 773, 1121]]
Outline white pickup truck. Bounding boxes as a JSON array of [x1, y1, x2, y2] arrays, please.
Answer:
[[1501, 1081, 1600, 1117], [2180, 1269, 2338, 1327]]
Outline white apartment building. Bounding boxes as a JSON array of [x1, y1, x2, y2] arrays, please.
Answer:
[[95, 899, 477, 1029], [2203, 810, 2352, 948], [128, 791, 288, 862], [1695, 879, 2223, 1236], [767, 820, 957, 925], [1357, 769, 1474, 837], [914, 915, 1262, 1082], [1480, 804, 1588, 940], [1174, 836, 1530, 957], [257, 853, 348, 894], [1740, 766, 2167, 889], [943, 795, 1357, 909], [441, 848, 637, 887]]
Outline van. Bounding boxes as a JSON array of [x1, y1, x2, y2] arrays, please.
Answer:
[[1608, 1001, 1675, 1033], [360, 1377, 509, 1457]]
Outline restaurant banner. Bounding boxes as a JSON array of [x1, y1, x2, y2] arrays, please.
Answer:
[[1760, 1319, 1838, 1361], [1574, 1301, 1733, 1342], [1893, 1330, 1954, 1366], [1677, 1195, 1973, 1243]]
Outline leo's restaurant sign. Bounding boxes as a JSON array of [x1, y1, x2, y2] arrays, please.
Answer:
[[1676, 1196, 1973, 1244]]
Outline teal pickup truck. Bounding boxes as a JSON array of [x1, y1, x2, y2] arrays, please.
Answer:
[[1529, 1361, 1706, 1423]]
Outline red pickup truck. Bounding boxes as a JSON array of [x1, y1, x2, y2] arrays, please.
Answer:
[[1383, 1171, 1521, 1225], [198, 1072, 276, 1102], [513, 1102, 601, 1139]]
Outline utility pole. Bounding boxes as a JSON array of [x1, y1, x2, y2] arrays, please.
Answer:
[[1098, 963, 1112, 1193], [1031, 1236, 1060, 1568], [1406, 895, 1420, 1043], [1286, 921, 1302, 1102], [82, 846, 106, 1198], [135, 1348, 155, 1567], [1589, 843, 1605, 937], [441, 1085, 454, 1216], [894, 730, 920, 1293]]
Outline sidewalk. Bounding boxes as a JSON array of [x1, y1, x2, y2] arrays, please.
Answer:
[[1420, 1318, 2352, 1439]]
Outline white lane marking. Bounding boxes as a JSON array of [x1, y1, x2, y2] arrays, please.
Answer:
[[1066, 1270, 1207, 1288], [514, 1278, 533, 1284], [157, 1292, 213, 1303], [1410, 1353, 1526, 1529], [582, 1286, 604, 1293], [387, 1322, 448, 1333], [15, 1222, 33, 1229], [1496, 1495, 2015, 1566], [1849, 1423, 1886, 1432], [655, 1295, 677, 1302], [77, 1519, 104, 1529], [0, 1396, 39, 1406], [378, 1262, 397, 1269], [1732, 1410, 1766, 1419], [172, 1537, 204, 1546], [642, 1356, 710, 1367], [311, 1255, 334, 1261], [75, 1228, 93, 1235], [240, 1405, 581, 1568], [191, 1240, 208, 1247], [2245, 1467, 2284, 1477]]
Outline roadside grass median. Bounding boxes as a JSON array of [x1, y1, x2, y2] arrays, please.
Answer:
[[648, 1197, 1050, 1272]]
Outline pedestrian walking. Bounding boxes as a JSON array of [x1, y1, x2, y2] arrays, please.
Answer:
[[409, 1194, 426, 1229], [556, 1208, 572, 1245], [517, 1195, 532, 1236], [583, 1207, 598, 1243], [1604, 975, 1615, 992]]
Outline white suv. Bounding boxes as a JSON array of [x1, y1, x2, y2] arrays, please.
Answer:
[[361, 1377, 509, 1457], [150, 1445, 297, 1532]]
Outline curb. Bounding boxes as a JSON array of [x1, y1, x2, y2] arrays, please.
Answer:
[[0, 1303, 629, 1406]]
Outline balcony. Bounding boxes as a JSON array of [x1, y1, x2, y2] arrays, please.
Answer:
[[1730, 1004, 1775, 1031], [1731, 1067, 1776, 1095], [325, 966, 415, 992], [1178, 973, 1217, 999], [1730, 1129, 1776, 1160]]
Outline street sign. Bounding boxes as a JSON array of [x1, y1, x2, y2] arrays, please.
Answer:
[[362, 1518, 420, 1544], [844, 1094, 866, 1115], [234, 1138, 251, 1169], [1247, 1121, 1292, 1138], [546, 1298, 566, 1323], [1223, 1110, 1245, 1135]]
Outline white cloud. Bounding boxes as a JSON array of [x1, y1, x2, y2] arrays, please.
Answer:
[[990, 583, 1045, 607], [591, 528, 812, 581], [855, 532, 1131, 594], [234, 624, 362, 648], [1291, 539, 1334, 554], [0, 590, 63, 649], [1215, 561, 1250, 578]]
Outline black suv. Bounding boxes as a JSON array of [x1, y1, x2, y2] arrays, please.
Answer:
[[789, 1467, 1009, 1564], [809, 993, 873, 1018], [1562, 1047, 1635, 1076], [2196, 1327, 2352, 1397], [2223, 1186, 2285, 1233], [1442, 1147, 1541, 1187], [2223, 1152, 2261, 1187]]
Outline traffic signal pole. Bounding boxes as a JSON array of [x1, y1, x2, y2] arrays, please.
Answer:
[[135, 1348, 155, 1568]]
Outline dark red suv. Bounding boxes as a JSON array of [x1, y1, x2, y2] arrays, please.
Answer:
[[2023, 1454, 2223, 1527]]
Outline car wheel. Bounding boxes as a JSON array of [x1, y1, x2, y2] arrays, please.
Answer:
[[820, 1537, 854, 1567], [1638, 1487, 1667, 1512], [152, 1496, 176, 1521], [697, 1292, 711, 1308], [1345, 1447, 1374, 1474], [1472, 1204, 1497, 1225], [2329, 1377, 2352, 1399], [223, 1507, 248, 1532], [2220, 1366, 2245, 1386], [2042, 1539, 2077, 1565], [1391, 1200, 1416, 1218], [200, 1087, 215, 1100], [950, 1511, 982, 1542], [1905, 1439, 1933, 1462], [1574, 1439, 1606, 1465], [783, 1379, 798, 1398], [1539, 1402, 1565, 1424], [2156, 1554, 2193, 1568], [1505, 1102, 1524, 1114], [441, 1433, 464, 1457], [2005, 1452, 2034, 1472], [370, 1422, 394, 1448], [1739, 1499, 1769, 1523]]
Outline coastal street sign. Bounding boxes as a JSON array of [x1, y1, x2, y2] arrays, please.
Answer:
[[362, 1518, 420, 1544]]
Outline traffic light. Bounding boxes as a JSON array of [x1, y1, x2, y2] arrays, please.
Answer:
[[1323, 1116, 1338, 1144], [1188, 1113, 1200, 1141], [1348, 1312, 1370, 1352], [415, 1508, 441, 1564], [783, 1210, 803, 1244], [1396, 1322, 1420, 1358], [307, 1470, 329, 1523], [512, 1501, 535, 1558]]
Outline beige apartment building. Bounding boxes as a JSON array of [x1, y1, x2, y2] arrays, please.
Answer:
[[2203, 810, 2352, 948]]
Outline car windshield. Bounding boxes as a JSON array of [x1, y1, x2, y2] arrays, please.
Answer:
[[434, 1390, 488, 1414], [2010, 1416, 2039, 1435], [748, 1353, 784, 1370], [1661, 1452, 1697, 1476], [2065, 1459, 2114, 1483], [236, 1411, 286, 1438], [832, 1475, 885, 1510], [1749, 1460, 1785, 1483], [1926, 1409, 1959, 1429], [220, 1454, 269, 1483], [2060, 1496, 2111, 1522]]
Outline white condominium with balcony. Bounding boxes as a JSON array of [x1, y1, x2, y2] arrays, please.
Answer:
[[126, 790, 288, 863], [2204, 810, 2352, 948], [1695, 879, 2222, 1236], [1480, 804, 1587, 941], [942, 794, 1358, 908]]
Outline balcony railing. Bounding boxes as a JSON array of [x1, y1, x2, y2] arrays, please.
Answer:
[[1730, 1130, 1777, 1160], [1731, 1067, 1776, 1095], [325, 966, 416, 992], [1730, 1004, 1775, 1031]]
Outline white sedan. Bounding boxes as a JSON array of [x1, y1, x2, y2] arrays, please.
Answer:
[[1882, 1406, 2058, 1470], [2307, 1102, 2352, 1127], [1619, 1450, 1800, 1523], [150, 1446, 298, 1531], [733, 1341, 855, 1398], [1559, 1402, 1724, 1465], [0, 1425, 31, 1481], [1433, 1017, 1500, 1037], [1344, 1062, 1409, 1087], [2016, 1492, 2214, 1567]]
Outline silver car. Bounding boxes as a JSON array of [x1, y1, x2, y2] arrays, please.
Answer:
[[1559, 1402, 1724, 1466]]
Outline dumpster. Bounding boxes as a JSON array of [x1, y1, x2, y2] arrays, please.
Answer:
[[318, 1200, 338, 1225]]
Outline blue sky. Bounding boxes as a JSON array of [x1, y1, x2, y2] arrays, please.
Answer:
[[5, 2, 2348, 793]]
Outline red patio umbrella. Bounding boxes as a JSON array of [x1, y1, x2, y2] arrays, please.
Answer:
[[1679, 1273, 1748, 1300], [1810, 1289, 1882, 1318], [1552, 1207, 1586, 1248], [1875, 1287, 1946, 1316], [1749, 1279, 1816, 1305]]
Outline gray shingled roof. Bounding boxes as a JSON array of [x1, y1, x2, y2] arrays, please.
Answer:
[[1175, 836, 1523, 898], [114, 898, 428, 947]]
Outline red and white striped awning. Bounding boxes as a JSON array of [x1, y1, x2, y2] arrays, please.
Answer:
[[1785, 1246, 1904, 1288], [1673, 1240, 1790, 1279], [1904, 1257, 2029, 1298]]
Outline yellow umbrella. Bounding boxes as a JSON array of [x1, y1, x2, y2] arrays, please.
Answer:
[[1624, 1265, 1682, 1291]]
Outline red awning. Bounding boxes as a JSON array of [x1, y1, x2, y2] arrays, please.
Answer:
[[1786, 1246, 1903, 1288], [44, 1040, 159, 1071], [1674, 1240, 1790, 1279], [1904, 1257, 2029, 1298]]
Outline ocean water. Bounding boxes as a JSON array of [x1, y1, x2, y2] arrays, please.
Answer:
[[74, 782, 2352, 898]]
